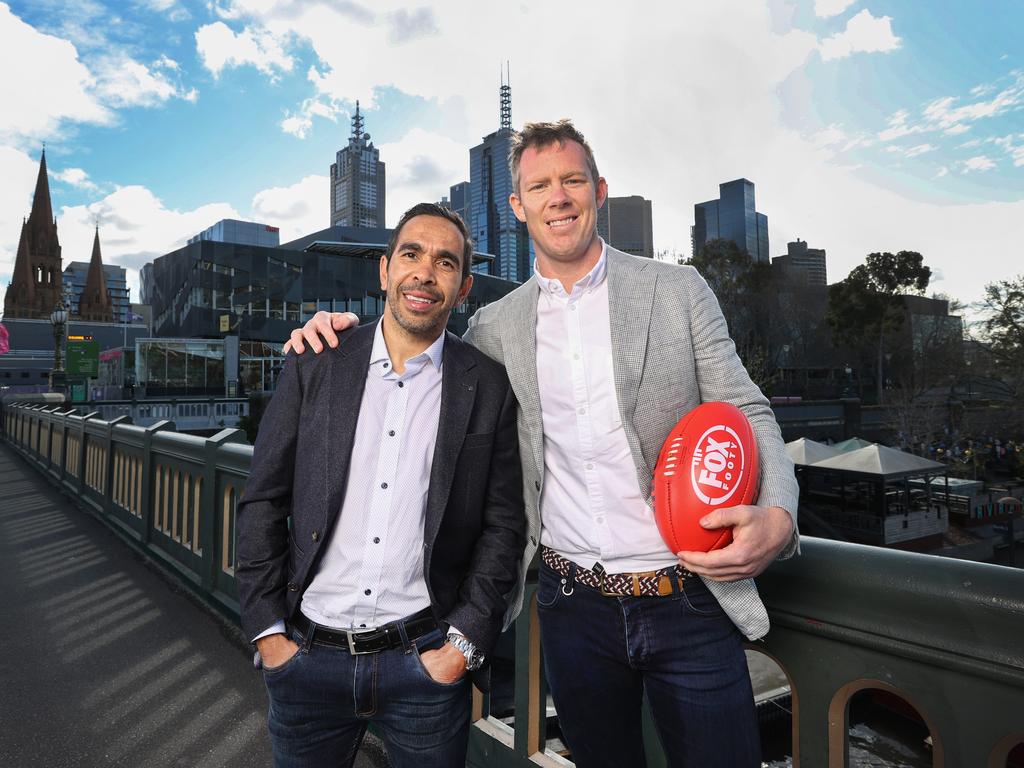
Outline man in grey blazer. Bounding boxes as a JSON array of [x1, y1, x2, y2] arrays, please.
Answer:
[[286, 121, 799, 768]]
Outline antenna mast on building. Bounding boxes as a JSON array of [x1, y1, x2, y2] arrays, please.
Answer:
[[351, 100, 365, 141], [500, 61, 511, 131]]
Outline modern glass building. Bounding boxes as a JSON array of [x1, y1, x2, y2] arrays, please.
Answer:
[[597, 195, 654, 258], [187, 219, 281, 248], [135, 338, 226, 397], [330, 101, 386, 229], [692, 178, 770, 263], [140, 230, 516, 391], [772, 239, 828, 286], [63, 261, 130, 323], [440, 181, 470, 227], [468, 129, 532, 283]]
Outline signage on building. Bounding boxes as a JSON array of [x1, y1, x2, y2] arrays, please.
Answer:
[[219, 314, 231, 332], [66, 338, 100, 376]]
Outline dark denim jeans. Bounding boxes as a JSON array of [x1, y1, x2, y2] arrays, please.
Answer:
[[262, 626, 470, 768], [537, 560, 761, 768]]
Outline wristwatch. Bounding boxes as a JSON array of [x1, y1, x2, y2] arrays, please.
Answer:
[[446, 632, 485, 671]]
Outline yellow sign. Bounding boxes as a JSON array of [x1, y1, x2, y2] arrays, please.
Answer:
[[219, 314, 230, 332]]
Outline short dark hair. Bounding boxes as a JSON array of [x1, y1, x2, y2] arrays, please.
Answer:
[[509, 119, 601, 195], [386, 203, 474, 279]]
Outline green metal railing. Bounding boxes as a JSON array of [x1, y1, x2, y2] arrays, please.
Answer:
[[3, 400, 1023, 767]]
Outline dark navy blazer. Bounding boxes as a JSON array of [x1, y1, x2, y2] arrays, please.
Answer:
[[235, 321, 525, 678]]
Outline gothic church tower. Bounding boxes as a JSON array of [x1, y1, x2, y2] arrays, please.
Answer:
[[3, 150, 63, 319]]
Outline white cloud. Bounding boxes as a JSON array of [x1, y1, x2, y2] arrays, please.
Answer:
[[814, 0, 857, 18], [933, 166, 949, 178], [943, 123, 970, 136], [194, 20, 294, 78], [250, 174, 328, 242], [878, 109, 921, 142], [153, 54, 180, 70], [91, 56, 189, 108], [993, 134, 1024, 167], [961, 155, 996, 173], [904, 143, 937, 158], [819, 9, 901, 61], [922, 74, 1024, 129], [0, 2, 111, 145], [281, 114, 312, 139], [52, 167, 99, 191], [57, 186, 241, 296], [377, 128, 472, 221]]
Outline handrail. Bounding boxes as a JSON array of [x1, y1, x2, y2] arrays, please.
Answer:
[[3, 400, 1022, 768]]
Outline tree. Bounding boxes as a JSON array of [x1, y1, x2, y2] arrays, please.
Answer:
[[826, 251, 931, 404], [978, 276, 1024, 391], [687, 239, 776, 390]]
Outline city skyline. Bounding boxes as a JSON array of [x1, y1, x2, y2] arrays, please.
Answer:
[[1, 1, 1022, 317]]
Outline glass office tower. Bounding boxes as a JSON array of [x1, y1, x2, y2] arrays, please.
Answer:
[[691, 178, 769, 262]]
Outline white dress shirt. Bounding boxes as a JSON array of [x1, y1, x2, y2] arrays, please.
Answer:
[[535, 240, 678, 573], [256, 321, 444, 640]]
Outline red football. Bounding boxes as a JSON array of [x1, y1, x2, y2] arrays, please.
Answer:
[[652, 402, 760, 553]]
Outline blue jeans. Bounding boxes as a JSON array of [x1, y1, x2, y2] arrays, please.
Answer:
[[537, 560, 761, 768], [262, 626, 470, 768]]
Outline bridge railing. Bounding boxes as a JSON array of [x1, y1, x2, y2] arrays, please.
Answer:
[[3, 401, 1023, 768]]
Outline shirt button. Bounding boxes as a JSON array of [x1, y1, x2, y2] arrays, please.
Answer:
[[585, 463, 594, 470], [383, 362, 389, 368], [596, 517, 605, 525], [398, 381, 404, 388], [573, 353, 580, 360], [364, 589, 371, 596], [373, 537, 380, 544], [381, 482, 388, 489], [388, 430, 395, 437], [311, 530, 319, 542], [570, 305, 577, 311], [578, 407, 586, 415]]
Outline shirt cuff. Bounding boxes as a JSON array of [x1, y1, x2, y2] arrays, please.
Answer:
[[252, 620, 287, 644]]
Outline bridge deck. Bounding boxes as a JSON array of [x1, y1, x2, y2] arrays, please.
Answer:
[[0, 444, 383, 768]]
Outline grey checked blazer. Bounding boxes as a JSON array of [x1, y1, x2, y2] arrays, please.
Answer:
[[464, 246, 799, 640]]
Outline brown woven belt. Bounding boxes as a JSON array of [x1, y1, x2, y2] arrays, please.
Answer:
[[541, 547, 694, 597]]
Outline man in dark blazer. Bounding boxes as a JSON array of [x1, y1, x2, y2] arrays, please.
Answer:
[[236, 203, 525, 768]]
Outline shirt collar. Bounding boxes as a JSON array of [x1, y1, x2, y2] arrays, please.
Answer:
[[369, 319, 446, 375], [534, 238, 609, 297]]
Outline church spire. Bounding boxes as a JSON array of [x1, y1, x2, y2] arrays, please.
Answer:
[[78, 225, 113, 323], [27, 148, 54, 231], [4, 148, 62, 319]]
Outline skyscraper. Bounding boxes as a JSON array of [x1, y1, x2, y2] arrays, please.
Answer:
[[691, 178, 769, 263], [597, 195, 654, 258], [330, 101, 386, 229], [4, 149, 63, 319], [440, 181, 470, 226], [467, 69, 531, 282], [772, 239, 827, 286]]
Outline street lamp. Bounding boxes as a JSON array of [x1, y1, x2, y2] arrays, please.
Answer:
[[50, 300, 68, 372]]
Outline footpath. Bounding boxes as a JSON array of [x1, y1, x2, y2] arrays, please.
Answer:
[[0, 443, 386, 768]]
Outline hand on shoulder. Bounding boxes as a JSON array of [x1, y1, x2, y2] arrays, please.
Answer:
[[283, 311, 360, 354]]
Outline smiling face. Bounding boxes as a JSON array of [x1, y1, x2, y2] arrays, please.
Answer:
[[379, 214, 473, 343], [509, 139, 608, 276]]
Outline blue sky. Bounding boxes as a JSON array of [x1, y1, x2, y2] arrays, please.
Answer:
[[1, 0, 1022, 318]]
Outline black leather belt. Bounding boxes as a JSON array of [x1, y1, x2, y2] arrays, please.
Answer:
[[292, 607, 438, 655]]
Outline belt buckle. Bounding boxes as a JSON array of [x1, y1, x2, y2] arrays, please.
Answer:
[[597, 568, 618, 597], [344, 629, 375, 656]]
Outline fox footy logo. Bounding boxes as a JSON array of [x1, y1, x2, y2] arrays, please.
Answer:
[[690, 425, 745, 506]]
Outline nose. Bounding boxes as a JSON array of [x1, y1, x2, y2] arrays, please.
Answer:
[[547, 181, 571, 208]]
